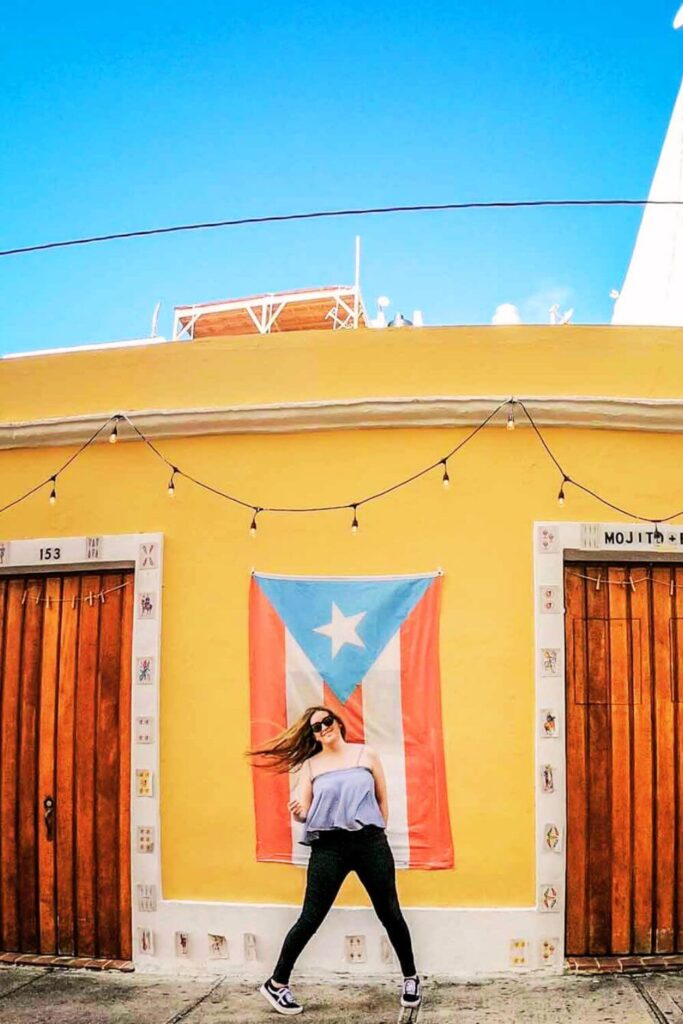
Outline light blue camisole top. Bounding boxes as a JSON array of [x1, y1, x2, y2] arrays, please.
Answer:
[[300, 749, 386, 846]]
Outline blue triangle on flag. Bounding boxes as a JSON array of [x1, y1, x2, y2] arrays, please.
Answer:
[[254, 574, 435, 703]]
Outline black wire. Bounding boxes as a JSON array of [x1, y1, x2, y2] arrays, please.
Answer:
[[516, 400, 683, 525], [0, 416, 114, 515], [3, 401, 683, 526], [1, 198, 680, 258]]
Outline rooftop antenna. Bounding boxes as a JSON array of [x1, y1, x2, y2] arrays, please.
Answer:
[[371, 296, 390, 328], [150, 301, 161, 338], [549, 303, 574, 325]]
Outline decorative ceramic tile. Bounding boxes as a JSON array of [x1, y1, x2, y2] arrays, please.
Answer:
[[135, 717, 155, 744], [540, 938, 560, 965], [344, 935, 367, 964], [136, 656, 155, 686], [540, 709, 560, 739], [138, 592, 157, 619], [136, 769, 154, 797], [539, 586, 563, 614], [175, 932, 191, 957], [509, 939, 528, 967], [543, 823, 563, 852], [136, 884, 157, 912], [85, 537, 102, 560], [208, 934, 229, 959], [137, 826, 155, 853], [537, 526, 559, 553], [0, 541, 10, 566], [581, 523, 600, 550], [540, 648, 560, 677], [539, 884, 561, 912], [541, 764, 555, 794], [137, 927, 154, 954], [244, 933, 258, 962], [138, 542, 158, 570]]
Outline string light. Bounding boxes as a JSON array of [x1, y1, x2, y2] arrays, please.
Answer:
[[109, 417, 119, 444], [250, 508, 261, 536], [506, 402, 516, 431], [2, 402, 682, 531], [558, 475, 570, 506]]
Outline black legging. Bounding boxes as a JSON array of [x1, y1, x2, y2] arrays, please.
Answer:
[[273, 826, 416, 984]]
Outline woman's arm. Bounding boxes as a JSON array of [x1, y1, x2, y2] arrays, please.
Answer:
[[366, 747, 389, 825], [288, 761, 314, 823]]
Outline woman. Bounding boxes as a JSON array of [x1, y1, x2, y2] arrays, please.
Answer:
[[250, 705, 421, 1017]]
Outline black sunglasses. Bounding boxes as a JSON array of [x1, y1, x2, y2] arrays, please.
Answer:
[[310, 714, 336, 734]]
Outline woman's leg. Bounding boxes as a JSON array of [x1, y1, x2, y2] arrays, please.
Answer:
[[353, 832, 417, 977], [272, 840, 349, 984]]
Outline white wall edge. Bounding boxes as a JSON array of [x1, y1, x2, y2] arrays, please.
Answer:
[[5, 393, 683, 449]]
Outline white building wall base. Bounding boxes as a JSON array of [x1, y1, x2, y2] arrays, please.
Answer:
[[135, 902, 560, 978]]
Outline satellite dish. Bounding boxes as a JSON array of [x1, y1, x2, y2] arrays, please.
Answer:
[[675, 4, 683, 28]]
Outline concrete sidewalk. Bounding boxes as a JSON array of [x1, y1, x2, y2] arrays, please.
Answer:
[[0, 966, 681, 1023]]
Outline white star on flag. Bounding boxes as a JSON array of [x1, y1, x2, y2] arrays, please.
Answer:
[[313, 602, 366, 658]]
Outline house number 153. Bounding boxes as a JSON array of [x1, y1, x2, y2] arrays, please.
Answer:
[[39, 547, 61, 561]]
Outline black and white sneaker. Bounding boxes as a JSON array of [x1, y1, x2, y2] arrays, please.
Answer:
[[259, 977, 304, 1015], [401, 975, 422, 1008]]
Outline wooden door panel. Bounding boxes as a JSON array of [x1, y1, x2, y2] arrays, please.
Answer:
[[565, 570, 588, 953], [55, 575, 80, 955], [1, 580, 23, 950], [0, 571, 133, 959], [74, 574, 101, 956], [584, 576, 611, 955], [38, 577, 61, 953], [608, 569, 632, 954], [565, 563, 683, 956]]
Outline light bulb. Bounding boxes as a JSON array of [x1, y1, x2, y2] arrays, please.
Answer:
[[167, 468, 177, 497], [558, 476, 568, 506], [49, 477, 57, 505], [441, 460, 450, 488], [507, 406, 515, 431], [250, 509, 259, 536], [109, 423, 118, 444], [351, 505, 359, 533]]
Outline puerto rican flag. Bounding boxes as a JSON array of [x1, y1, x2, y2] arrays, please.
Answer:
[[249, 572, 453, 869]]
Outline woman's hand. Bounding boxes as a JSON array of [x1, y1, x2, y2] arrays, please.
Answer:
[[288, 798, 307, 822]]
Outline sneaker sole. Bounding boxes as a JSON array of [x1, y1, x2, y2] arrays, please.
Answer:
[[259, 983, 304, 1016]]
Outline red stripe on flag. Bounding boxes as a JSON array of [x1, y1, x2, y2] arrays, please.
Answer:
[[400, 577, 454, 869], [322, 682, 365, 743], [249, 578, 292, 862]]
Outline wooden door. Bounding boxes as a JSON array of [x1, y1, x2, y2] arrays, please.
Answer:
[[0, 571, 134, 959], [565, 563, 683, 956]]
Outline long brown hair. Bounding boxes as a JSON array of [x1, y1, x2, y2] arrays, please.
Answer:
[[248, 706, 346, 774]]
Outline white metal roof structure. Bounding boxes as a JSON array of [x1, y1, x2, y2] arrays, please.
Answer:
[[173, 285, 367, 340], [612, 65, 683, 326]]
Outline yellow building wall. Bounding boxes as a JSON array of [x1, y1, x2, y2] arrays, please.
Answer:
[[1, 325, 681, 911]]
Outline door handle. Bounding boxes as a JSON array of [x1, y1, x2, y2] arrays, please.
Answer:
[[43, 796, 55, 842]]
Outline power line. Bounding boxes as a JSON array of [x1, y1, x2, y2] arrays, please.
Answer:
[[0, 197, 679, 258]]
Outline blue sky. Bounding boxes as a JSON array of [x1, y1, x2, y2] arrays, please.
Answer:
[[1, 1, 681, 351]]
